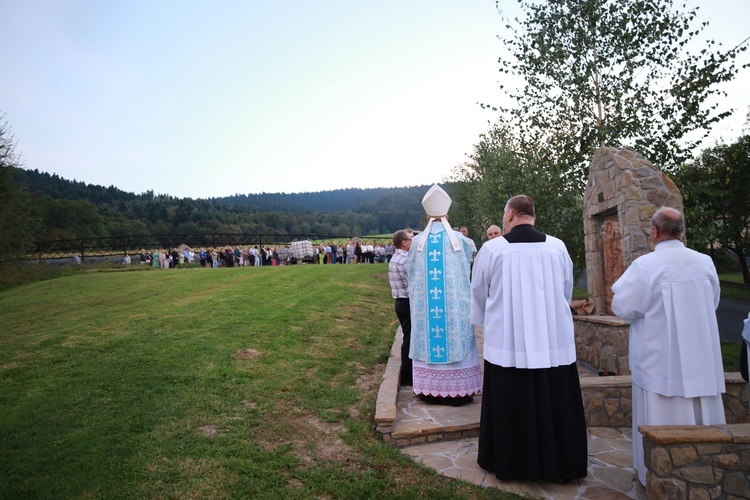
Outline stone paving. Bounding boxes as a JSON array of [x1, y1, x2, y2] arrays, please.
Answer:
[[383, 328, 647, 499]]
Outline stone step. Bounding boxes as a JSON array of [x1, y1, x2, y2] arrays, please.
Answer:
[[389, 388, 482, 447]]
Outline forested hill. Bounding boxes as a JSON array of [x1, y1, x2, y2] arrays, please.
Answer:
[[10, 167, 434, 241], [212, 186, 430, 214]]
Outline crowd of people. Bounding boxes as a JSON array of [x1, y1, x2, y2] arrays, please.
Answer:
[[315, 242, 395, 264], [126, 241, 396, 268], [389, 185, 727, 487]]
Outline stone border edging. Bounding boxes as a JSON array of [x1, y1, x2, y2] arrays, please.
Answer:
[[374, 329, 401, 437], [640, 424, 750, 497]]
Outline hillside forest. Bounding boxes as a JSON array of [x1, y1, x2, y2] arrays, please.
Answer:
[[9, 167, 434, 242]]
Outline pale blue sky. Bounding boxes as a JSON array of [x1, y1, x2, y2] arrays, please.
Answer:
[[2, 1, 748, 199]]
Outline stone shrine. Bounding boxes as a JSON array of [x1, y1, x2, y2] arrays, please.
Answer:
[[574, 147, 684, 376], [583, 147, 683, 315]]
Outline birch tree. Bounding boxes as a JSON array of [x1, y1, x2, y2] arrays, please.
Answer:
[[491, 0, 746, 185]]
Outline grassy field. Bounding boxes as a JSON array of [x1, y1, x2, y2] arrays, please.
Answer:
[[0, 263, 515, 499], [718, 273, 750, 300]]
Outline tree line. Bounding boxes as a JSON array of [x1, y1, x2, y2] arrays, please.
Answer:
[[1, 152, 433, 257]]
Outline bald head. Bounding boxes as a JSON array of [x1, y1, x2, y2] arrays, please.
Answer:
[[486, 225, 502, 240], [651, 207, 684, 242]]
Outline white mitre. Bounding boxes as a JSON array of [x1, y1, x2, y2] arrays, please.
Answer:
[[422, 184, 452, 217], [417, 184, 461, 252]]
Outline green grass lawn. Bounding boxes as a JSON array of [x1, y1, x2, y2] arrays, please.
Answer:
[[0, 264, 515, 499], [719, 273, 750, 300]]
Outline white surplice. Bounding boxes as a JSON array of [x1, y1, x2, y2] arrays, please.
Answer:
[[611, 239, 726, 486], [470, 233, 577, 369]]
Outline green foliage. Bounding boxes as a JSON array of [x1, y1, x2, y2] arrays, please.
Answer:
[[37, 198, 108, 240], [493, 0, 745, 183], [676, 135, 750, 283], [0, 119, 41, 263], [721, 340, 741, 372], [448, 124, 586, 278], [718, 273, 750, 301]]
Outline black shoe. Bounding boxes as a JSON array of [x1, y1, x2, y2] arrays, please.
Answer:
[[449, 395, 474, 407], [419, 395, 441, 404], [419, 395, 474, 406]]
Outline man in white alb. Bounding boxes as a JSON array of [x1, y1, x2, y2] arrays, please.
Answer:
[[611, 206, 725, 486]]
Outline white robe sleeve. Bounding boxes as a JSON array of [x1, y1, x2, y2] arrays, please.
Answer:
[[470, 246, 490, 325], [561, 242, 574, 304], [611, 261, 651, 320]]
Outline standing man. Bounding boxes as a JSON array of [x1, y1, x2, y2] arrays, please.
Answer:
[[460, 226, 478, 259], [388, 229, 413, 386], [470, 194, 587, 483], [486, 225, 502, 240], [611, 207, 725, 486], [408, 185, 482, 406]]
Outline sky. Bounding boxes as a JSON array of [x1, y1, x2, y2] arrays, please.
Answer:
[[1, 1, 749, 199]]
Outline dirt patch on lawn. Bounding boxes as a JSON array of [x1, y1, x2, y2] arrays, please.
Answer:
[[254, 362, 388, 469], [234, 348, 262, 359], [258, 407, 360, 468], [197, 424, 227, 437]]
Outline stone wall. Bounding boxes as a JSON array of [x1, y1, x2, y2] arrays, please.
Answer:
[[574, 316, 630, 376], [640, 424, 750, 498], [580, 374, 749, 428], [581, 377, 632, 427]]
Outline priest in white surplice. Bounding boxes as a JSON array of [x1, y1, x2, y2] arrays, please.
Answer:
[[407, 184, 482, 406], [470, 195, 587, 483], [611, 207, 725, 487]]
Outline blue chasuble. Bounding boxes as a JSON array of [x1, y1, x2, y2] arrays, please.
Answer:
[[407, 221, 474, 364]]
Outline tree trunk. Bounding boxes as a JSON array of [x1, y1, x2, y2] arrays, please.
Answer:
[[731, 247, 750, 284]]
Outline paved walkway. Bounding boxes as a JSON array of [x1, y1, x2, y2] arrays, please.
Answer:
[[384, 328, 647, 499]]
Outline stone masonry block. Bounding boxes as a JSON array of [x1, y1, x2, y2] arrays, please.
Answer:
[[661, 172, 680, 194], [646, 189, 669, 206], [675, 465, 716, 484], [613, 154, 633, 170], [651, 446, 672, 476], [648, 475, 687, 499], [624, 185, 642, 201], [671, 446, 698, 466], [688, 486, 711, 500], [724, 471, 750, 498], [713, 453, 740, 469]]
